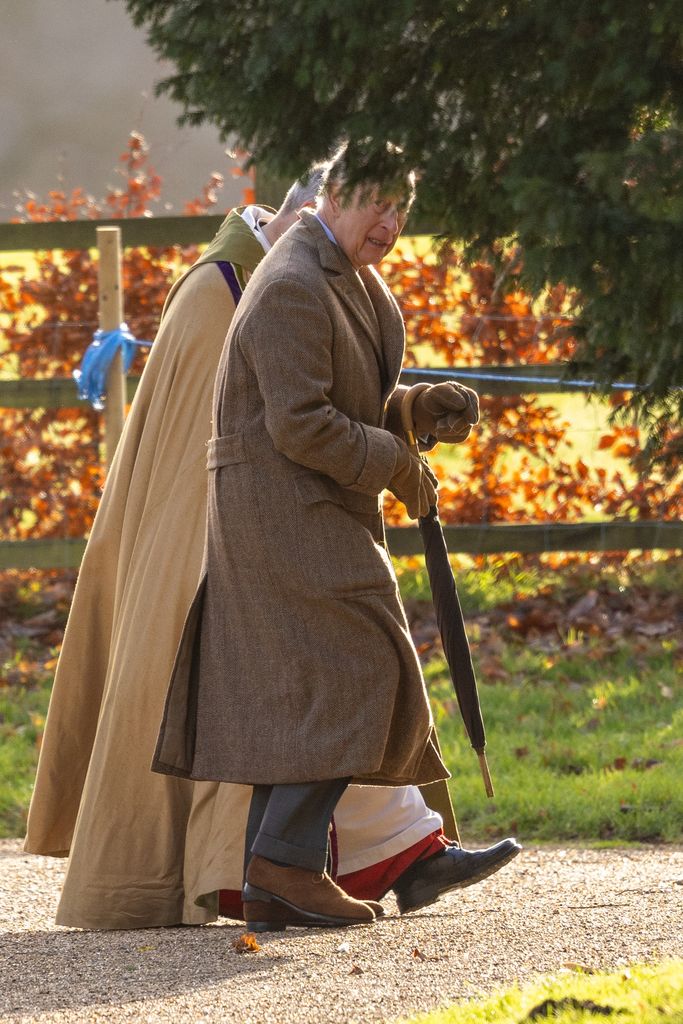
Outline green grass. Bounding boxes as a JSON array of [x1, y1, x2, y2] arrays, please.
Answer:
[[404, 961, 683, 1024], [429, 638, 682, 844], [0, 559, 680, 842], [395, 554, 556, 613], [0, 678, 51, 837], [397, 556, 683, 845], [395, 551, 683, 612], [0, 572, 67, 837]]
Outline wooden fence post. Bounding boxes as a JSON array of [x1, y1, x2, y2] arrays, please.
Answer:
[[97, 226, 125, 469]]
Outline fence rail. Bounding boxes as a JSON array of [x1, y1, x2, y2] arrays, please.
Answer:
[[1, 521, 681, 572], [0, 215, 225, 253], [0, 212, 443, 253]]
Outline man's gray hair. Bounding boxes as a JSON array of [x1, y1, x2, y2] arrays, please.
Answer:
[[279, 163, 329, 215], [320, 141, 416, 207]]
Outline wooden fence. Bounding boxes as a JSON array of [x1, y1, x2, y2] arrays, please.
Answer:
[[1, 215, 681, 569], [0, 215, 225, 253]]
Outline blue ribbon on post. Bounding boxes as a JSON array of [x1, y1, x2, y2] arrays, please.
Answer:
[[73, 324, 152, 410]]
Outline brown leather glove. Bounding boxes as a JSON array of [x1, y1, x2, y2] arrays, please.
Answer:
[[389, 440, 438, 519], [413, 381, 480, 443]]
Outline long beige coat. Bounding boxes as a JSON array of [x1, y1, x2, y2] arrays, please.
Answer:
[[23, 214, 267, 928], [153, 212, 449, 788]]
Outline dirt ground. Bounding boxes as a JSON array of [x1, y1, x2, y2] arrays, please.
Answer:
[[1, 840, 681, 1024]]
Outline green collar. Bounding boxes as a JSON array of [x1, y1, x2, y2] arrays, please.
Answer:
[[194, 206, 275, 286]]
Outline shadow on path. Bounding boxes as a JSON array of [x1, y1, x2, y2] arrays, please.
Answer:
[[0, 923, 294, 1017]]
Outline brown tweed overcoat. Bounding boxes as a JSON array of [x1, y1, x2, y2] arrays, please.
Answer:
[[153, 211, 449, 789]]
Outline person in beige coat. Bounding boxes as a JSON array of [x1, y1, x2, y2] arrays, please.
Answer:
[[153, 156, 519, 929]]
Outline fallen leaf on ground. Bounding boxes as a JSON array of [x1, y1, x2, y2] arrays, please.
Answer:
[[231, 932, 261, 954], [412, 946, 441, 962], [349, 964, 364, 975]]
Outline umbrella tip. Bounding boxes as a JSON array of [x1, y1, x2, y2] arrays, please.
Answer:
[[477, 750, 495, 799]]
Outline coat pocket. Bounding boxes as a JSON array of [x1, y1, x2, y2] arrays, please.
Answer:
[[294, 473, 382, 516], [293, 473, 395, 597]]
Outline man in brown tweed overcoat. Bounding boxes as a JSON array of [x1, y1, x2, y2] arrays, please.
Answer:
[[153, 152, 519, 929]]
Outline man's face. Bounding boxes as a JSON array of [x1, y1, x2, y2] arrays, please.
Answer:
[[326, 186, 411, 270]]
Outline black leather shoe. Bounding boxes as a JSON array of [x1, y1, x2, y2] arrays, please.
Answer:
[[393, 838, 522, 914]]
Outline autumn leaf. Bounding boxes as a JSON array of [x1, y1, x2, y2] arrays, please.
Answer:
[[411, 946, 441, 962], [231, 932, 261, 954]]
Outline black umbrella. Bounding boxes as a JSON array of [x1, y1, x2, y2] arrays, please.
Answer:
[[401, 385, 494, 798]]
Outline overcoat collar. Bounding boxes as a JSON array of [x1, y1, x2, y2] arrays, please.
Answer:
[[360, 264, 405, 397], [299, 210, 405, 390]]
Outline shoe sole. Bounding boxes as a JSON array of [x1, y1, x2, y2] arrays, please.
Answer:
[[243, 907, 386, 932], [243, 882, 375, 930], [397, 844, 522, 915]]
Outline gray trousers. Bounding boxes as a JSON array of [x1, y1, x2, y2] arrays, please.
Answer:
[[245, 778, 350, 875]]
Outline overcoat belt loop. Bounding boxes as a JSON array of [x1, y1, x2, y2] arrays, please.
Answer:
[[206, 433, 246, 470]]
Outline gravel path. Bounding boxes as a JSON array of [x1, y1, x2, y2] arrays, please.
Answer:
[[1, 840, 681, 1024]]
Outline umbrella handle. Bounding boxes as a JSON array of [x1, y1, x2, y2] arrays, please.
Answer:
[[400, 382, 431, 456], [477, 750, 495, 799]]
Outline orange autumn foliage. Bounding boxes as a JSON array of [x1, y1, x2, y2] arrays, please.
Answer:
[[1, 134, 680, 548], [381, 241, 681, 529], [1, 134, 215, 541]]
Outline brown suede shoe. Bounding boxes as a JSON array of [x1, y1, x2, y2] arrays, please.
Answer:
[[244, 855, 377, 929]]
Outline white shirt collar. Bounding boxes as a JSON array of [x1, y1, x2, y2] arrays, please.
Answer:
[[240, 205, 273, 253], [313, 212, 338, 247]]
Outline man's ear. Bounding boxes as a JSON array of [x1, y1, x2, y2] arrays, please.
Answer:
[[326, 186, 343, 219]]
